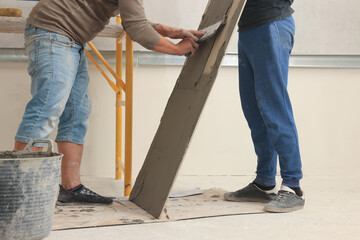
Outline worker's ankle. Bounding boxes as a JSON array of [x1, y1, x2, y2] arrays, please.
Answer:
[[61, 182, 81, 191]]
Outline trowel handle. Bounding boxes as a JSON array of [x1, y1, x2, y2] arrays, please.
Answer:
[[23, 139, 54, 154], [184, 41, 200, 57]]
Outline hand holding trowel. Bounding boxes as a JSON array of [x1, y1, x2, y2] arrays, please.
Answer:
[[185, 20, 225, 57]]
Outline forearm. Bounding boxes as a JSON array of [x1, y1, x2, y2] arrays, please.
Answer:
[[152, 36, 179, 55], [118, 0, 161, 50], [118, 0, 203, 56], [155, 24, 180, 38]]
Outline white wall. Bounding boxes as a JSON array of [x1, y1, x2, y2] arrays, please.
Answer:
[[2, 0, 360, 55], [1, 63, 360, 179]]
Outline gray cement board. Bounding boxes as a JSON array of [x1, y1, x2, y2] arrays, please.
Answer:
[[129, 0, 247, 218]]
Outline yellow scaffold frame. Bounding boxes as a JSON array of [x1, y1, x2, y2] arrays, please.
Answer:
[[84, 16, 133, 196]]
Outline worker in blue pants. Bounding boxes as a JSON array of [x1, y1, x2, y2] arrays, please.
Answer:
[[224, 0, 305, 213]]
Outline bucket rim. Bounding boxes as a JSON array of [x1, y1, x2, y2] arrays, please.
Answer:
[[0, 153, 63, 160], [0, 140, 63, 160]]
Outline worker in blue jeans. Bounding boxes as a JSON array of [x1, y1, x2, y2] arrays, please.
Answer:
[[14, 0, 204, 204], [224, 0, 304, 212]]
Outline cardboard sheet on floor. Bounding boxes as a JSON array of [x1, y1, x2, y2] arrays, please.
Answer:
[[52, 189, 264, 230]]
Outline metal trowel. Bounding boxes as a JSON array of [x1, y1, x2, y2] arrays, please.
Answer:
[[185, 20, 225, 57], [197, 20, 225, 42]]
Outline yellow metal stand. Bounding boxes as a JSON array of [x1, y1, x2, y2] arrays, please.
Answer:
[[115, 16, 123, 180], [125, 34, 133, 196], [84, 16, 133, 196]]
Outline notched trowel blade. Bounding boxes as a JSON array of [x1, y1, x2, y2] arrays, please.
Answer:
[[198, 20, 225, 42], [185, 20, 225, 57]]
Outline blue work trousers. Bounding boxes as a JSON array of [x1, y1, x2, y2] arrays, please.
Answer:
[[238, 16, 303, 188]]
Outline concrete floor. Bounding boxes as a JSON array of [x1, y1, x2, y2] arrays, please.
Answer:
[[46, 174, 360, 240]]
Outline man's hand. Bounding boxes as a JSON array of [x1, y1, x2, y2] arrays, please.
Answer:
[[152, 36, 199, 56], [152, 24, 204, 56], [155, 24, 205, 42], [176, 37, 199, 56]]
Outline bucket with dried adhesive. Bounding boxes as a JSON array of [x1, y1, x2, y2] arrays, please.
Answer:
[[0, 140, 62, 240]]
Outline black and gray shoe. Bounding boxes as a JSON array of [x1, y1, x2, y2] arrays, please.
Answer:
[[264, 185, 305, 213], [57, 184, 113, 205], [224, 183, 277, 203]]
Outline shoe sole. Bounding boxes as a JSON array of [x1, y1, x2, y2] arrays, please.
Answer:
[[264, 205, 304, 213], [224, 195, 272, 203]]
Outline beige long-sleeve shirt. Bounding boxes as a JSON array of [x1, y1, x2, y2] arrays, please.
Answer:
[[27, 0, 161, 50]]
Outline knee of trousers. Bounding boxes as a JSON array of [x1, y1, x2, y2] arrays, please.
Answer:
[[15, 100, 68, 143], [56, 95, 92, 144], [39, 103, 69, 136], [56, 118, 90, 144]]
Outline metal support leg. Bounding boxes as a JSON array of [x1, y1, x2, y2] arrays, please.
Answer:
[[124, 33, 133, 196], [115, 16, 123, 180]]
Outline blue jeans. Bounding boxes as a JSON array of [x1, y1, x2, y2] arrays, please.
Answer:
[[238, 16, 302, 188], [15, 24, 91, 145]]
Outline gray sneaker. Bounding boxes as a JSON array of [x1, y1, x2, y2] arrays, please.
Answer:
[[264, 185, 305, 213], [224, 183, 277, 203]]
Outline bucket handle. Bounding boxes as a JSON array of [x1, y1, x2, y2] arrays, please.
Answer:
[[21, 139, 54, 154]]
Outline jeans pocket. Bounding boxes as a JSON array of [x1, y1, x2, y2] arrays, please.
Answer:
[[27, 40, 38, 76], [24, 23, 35, 37], [27, 39, 54, 77], [50, 33, 76, 48], [51, 40, 76, 48]]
